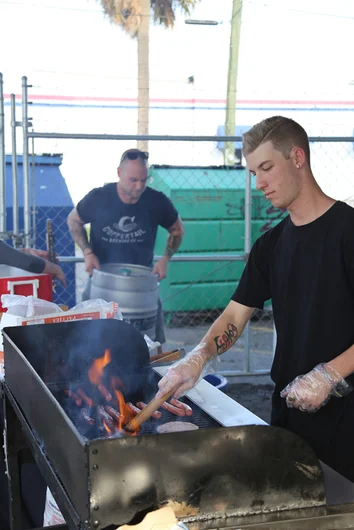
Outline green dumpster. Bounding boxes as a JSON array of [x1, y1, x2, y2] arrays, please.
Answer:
[[150, 165, 285, 313]]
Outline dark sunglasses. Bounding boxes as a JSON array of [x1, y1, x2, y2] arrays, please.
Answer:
[[120, 151, 149, 164]]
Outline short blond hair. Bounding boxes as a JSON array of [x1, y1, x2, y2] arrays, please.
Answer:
[[242, 116, 311, 165]]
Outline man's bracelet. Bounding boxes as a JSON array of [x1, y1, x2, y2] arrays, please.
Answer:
[[84, 250, 93, 257]]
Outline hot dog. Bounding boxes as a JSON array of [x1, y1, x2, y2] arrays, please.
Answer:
[[136, 401, 162, 419], [98, 384, 112, 402], [126, 402, 141, 415], [104, 405, 122, 422], [81, 408, 95, 425], [170, 398, 193, 416], [64, 389, 82, 407], [77, 388, 93, 408], [97, 405, 115, 427], [161, 401, 185, 416]]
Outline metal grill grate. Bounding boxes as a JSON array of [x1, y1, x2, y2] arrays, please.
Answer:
[[55, 383, 221, 440]]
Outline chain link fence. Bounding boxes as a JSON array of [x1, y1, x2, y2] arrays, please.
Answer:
[[2, 74, 354, 376], [22, 136, 354, 377]]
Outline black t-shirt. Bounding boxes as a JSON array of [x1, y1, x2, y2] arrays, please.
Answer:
[[232, 202, 354, 480], [77, 184, 178, 267]]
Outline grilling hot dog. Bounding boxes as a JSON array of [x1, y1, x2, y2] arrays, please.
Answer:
[[64, 389, 82, 407], [104, 405, 122, 422], [170, 398, 193, 416], [81, 408, 95, 425], [97, 405, 115, 427], [98, 384, 112, 402], [77, 388, 93, 408], [136, 401, 162, 419], [126, 402, 142, 416], [161, 401, 186, 416]]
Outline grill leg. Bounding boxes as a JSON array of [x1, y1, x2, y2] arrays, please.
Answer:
[[3, 393, 32, 530]]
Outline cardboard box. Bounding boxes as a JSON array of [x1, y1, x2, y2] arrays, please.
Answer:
[[0, 301, 119, 361]]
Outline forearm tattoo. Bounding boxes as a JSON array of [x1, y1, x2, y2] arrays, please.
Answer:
[[164, 233, 182, 259], [68, 221, 90, 253], [213, 323, 239, 354]]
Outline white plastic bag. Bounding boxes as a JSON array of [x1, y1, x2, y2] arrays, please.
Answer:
[[43, 488, 65, 527], [1, 294, 63, 317], [72, 299, 123, 320], [144, 334, 161, 352]]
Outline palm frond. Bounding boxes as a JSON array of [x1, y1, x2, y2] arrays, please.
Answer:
[[99, 0, 200, 36], [99, 0, 142, 37], [150, 0, 201, 29]]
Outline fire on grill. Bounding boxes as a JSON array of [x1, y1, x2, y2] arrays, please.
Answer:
[[61, 346, 194, 438], [3, 319, 344, 530]]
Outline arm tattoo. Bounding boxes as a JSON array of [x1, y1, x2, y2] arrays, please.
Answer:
[[68, 219, 91, 253], [213, 323, 239, 354], [164, 233, 182, 259]]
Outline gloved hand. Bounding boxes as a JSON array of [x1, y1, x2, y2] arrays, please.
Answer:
[[156, 344, 215, 400], [280, 363, 352, 413]]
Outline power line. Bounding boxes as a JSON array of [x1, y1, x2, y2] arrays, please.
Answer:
[[0, 0, 229, 23], [244, 0, 354, 21], [0, 0, 102, 12]]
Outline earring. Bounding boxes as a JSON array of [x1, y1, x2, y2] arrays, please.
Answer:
[[296, 164, 300, 169]]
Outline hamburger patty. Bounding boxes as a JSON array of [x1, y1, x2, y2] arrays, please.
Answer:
[[157, 421, 199, 434]]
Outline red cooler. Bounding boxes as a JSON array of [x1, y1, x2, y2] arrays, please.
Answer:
[[0, 265, 53, 312]]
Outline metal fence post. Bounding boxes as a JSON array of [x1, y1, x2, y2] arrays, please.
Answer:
[[10, 94, 19, 243], [21, 76, 31, 247], [0, 73, 6, 233], [30, 131, 36, 247], [243, 165, 252, 373]]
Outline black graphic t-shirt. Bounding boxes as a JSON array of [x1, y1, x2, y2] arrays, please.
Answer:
[[77, 184, 178, 267]]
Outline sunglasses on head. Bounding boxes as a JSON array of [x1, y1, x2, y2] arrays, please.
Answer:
[[120, 151, 149, 164]]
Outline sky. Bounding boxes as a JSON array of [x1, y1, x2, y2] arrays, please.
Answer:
[[1, 0, 354, 203], [1, 0, 354, 98]]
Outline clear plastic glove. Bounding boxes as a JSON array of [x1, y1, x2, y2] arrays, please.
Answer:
[[156, 343, 219, 400], [280, 363, 352, 413]]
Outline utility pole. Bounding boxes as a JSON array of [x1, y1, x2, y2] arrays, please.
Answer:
[[224, 0, 243, 165], [137, 0, 150, 152]]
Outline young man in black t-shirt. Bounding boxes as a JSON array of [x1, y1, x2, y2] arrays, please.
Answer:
[[157, 116, 354, 482], [67, 149, 184, 345]]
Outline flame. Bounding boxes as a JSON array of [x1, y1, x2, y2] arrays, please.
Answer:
[[88, 349, 111, 386], [114, 389, 139, 435], [110, 375, 126, 392], [82, 351, 140, 436], [103, 419, 112, 435]]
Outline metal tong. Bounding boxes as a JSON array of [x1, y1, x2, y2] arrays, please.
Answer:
[[45, 218, 57, 293], [150, 348, 184, 364]]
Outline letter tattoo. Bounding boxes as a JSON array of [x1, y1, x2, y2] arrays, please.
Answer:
[[213, 323, 239, 354]]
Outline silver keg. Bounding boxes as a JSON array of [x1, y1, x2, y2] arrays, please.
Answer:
[[91, 264, 159, 337]]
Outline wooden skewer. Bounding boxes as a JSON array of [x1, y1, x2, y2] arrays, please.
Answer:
[[125, 388, 176, 432], [150, 348, 184, 364]]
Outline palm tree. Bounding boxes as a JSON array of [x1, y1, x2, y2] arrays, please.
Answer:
[[99, 0, 200, 150]]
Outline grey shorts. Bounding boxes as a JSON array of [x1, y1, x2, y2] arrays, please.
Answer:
[[82, 277, 165, 344]]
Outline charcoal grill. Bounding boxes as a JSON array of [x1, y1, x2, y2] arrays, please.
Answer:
[[3, 319, 354, 530]]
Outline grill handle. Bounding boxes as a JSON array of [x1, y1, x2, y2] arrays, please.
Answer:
[[125, 388, 176, 432]]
